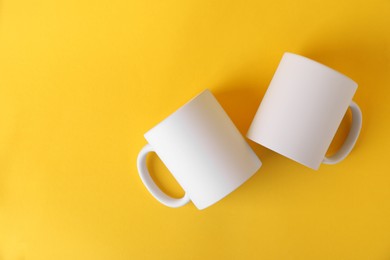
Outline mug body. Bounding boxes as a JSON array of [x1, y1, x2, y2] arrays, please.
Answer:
[[145, 90, 261, 209], [247, 53, 357, 169]]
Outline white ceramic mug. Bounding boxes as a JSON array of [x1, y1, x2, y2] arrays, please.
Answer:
[[137, 89, 261, 210], [247, 52, 362, 170]]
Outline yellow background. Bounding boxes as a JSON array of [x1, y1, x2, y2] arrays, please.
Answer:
[[0, 0, 389, 259]]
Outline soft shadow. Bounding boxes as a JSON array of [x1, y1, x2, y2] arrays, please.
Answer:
[[213, 76, 270, 160], [214, 86, 263, 136], [213, 32, 389, 201], [143, 36, 389, 204], [212, 73, 299, 195], [146, 153, 185, 199], [302, 35, 389, 151], [327, 109, 353, 157]]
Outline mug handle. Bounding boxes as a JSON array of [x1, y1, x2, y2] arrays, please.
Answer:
[[137, 144, 191, 208], [323, 101, 362, 165]]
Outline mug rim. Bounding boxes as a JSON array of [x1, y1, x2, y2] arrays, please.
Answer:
[[284, 52, 358, 87], [144, 89, 211, 138]]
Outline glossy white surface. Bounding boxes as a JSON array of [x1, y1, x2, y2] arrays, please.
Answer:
[[247, 53, 362, 170], [138, 90, 261, 209]]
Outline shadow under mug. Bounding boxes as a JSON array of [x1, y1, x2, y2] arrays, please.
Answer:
[[137, 89, 261, 210], [247, 52, 362, 170]]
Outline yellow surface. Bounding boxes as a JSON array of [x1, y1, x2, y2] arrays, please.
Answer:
[[0, 0, 389, 259]]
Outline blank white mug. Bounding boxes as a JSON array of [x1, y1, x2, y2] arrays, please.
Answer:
[[137, 89, 261, 210], [247, 52, 362, 170]]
